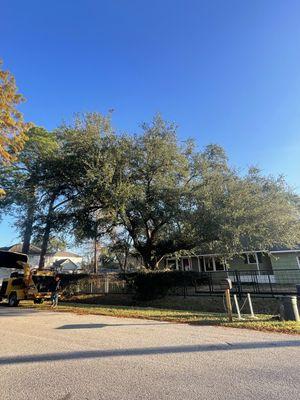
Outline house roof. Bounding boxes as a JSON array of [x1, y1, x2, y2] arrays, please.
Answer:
[[270, 244, 300, 253], [0, 244, 81, 258], [229, 245, 300, 254], [52, 251, 81, 258], [166, 244, 300, 259], [0, 243, 41, 255], [54, 258, 68, 266], [53, 258, 82, 269], [54, 258, 77, 266]]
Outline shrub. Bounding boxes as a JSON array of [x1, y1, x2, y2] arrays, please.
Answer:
[[122, 270, 204, 301]]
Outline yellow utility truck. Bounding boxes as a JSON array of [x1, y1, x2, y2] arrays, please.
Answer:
[[0, 250, 56, 306]]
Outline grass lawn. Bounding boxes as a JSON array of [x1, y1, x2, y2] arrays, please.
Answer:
[[20, 301, 300, 335]]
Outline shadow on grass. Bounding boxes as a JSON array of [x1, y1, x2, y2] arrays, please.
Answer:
[[21, 303, 270, 327], [187, 319, 227, 326]]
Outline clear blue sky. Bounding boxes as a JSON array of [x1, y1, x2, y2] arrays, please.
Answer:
[[1, 0, 300, 246]]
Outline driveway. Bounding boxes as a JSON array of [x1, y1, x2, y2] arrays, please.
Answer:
[[0, 306, 299, 400]]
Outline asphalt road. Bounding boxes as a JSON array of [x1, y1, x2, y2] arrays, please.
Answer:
[[0, 307, 299, 400]]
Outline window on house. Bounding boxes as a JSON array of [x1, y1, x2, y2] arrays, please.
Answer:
[[204, 257, 214, 271], [215, 258, 226, 271], [198, 257, 204, 271], [179, 256, 226, 272], [248, 254, 256, 264], [256, 252, 263, 263], [244, 253, 257, 264], [182, 258, 192, 271]]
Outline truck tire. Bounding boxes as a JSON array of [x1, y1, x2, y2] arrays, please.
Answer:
[[8, 293, 19, 307]]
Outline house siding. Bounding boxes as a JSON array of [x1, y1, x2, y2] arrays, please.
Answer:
[[45, 255, 82, 268], [229, 256, 256, 272], [191, 257, 199, 271], [27, 254, 82, 269], [28, 255, 40, 268], [172, 253, 273, 274], [270, 252, 300, 283], [166, 251, 300, 287], [229, 254, 273, 273]]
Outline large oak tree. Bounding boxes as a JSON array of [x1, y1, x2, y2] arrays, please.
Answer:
[[2, 113, 299, 270], [110, 118, 300, 268]]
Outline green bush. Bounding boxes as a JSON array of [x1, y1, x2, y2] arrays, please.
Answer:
[[122, 270, 205, 301]]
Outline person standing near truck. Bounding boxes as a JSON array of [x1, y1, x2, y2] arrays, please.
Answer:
[[51, 276, 61, 308]]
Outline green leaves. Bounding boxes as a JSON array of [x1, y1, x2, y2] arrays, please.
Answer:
[[2, 112, 300, 270]]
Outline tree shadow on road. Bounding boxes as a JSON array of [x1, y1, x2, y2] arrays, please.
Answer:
[[0, 340, 299, 366], [0, 304, 39, 317], [57, 322, 168, 329]]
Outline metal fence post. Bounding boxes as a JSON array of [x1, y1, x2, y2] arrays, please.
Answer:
[[267, 273, 274, 297], [104, 275, 109, 294], [183, 271, 187, 298], [235, 270, 242, 300], [208, 272, 214, 294]]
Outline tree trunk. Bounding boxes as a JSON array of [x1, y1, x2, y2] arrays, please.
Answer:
[[123, 249, 128, 272], [140, 249, 166, 270], [22, 192, 36, 255], [38, 195, 55, 270], [140, 252, 156, 270]]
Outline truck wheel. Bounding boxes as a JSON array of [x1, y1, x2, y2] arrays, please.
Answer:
[[8, 293, 19, 307], [34, 299, 44, 304]]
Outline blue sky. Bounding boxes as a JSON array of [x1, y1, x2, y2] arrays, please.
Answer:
[[1, 0, 300, 246]]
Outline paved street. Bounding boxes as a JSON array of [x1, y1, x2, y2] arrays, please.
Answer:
[[0, 306, 299, 400]]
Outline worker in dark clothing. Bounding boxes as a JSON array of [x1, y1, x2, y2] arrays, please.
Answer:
[[51, 276, 61, 308]]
